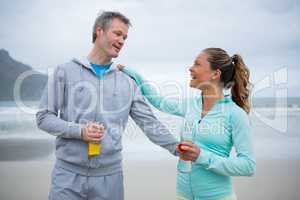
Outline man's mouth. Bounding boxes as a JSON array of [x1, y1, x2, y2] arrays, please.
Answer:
[[113, 44, 121, 52]]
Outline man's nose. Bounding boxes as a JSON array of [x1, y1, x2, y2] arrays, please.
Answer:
[[118, 38, 124, 46]]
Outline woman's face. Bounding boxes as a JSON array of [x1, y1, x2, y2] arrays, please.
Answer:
[[189, 52, 218, 89]]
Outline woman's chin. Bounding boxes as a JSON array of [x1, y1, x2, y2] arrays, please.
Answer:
[[190, 79, 198, 88], [189, 80, 197, 88], [190, 80, 204, 90]]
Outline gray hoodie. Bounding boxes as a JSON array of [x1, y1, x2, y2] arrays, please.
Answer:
[[36, 57, 178, 176]]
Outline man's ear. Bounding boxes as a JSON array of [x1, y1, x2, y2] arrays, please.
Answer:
[[96, 26, 103, 37]]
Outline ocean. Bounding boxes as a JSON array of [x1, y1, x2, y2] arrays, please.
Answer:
[[0, 98, 300, 161]]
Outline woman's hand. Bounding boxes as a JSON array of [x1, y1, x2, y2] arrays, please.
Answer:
[[176, 141, 201, 161], [116, 64, 125, 70]]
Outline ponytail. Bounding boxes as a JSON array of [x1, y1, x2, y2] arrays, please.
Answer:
[[203, 48, 252, 114], [231, 54, 251, 113]]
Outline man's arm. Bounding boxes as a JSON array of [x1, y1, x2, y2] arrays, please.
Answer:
[[129, 82, 179, 156], [36, 66, 82, 139]]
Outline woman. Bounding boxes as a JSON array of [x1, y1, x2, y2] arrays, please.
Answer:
[[118, 48, 256, 200]]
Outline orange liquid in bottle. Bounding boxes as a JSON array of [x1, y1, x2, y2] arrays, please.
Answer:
[[88, 142, 101, 156]]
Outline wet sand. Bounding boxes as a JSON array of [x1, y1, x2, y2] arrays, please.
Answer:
[[0, 150, 299, 200]]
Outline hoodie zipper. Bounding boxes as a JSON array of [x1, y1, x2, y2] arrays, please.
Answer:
[[89, 75, 102, 175], [73, 59, 113, 176], [75, 61, 114, 176]]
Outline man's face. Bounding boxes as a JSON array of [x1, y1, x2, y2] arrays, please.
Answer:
[[96, 18, 129, 59]]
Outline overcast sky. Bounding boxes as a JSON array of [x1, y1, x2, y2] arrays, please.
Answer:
[[1, 0, 299, 97]]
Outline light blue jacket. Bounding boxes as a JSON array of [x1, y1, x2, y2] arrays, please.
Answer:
[[122, 67, 256, 199]]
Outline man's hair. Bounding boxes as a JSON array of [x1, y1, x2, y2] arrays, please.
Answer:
[[92, 11, 131, 43]]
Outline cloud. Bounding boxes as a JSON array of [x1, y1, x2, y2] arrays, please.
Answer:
[[0, 0, 299, 96]]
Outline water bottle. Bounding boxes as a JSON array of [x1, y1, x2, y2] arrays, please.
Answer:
[[177, 120, 194, 173]]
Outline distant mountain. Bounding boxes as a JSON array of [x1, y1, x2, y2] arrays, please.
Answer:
[[0, 49, 47, 101]]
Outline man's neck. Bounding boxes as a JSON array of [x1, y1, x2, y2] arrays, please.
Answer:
[[88, 46, 112, 65]]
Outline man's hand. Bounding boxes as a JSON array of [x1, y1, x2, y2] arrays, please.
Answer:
[[81, 122, 105, 143], [176, 141, 201, 162]]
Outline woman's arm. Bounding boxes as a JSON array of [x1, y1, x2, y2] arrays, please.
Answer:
[[180, 109, 256, 176], [121, 67, 187, 117], [194, 110, 256, 176]]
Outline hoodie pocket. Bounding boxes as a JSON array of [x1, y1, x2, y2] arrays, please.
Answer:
[[90, 129, 122, 168], [101, 128, 122, 155], [55, 137, 88, 163]]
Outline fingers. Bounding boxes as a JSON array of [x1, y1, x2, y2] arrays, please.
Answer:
[[177, 141, 201, 161], [116, 64, 125, 70], [82, 122, 106, 142], [88, 132, 102, 139], [86, 132, 104, 142], [88, 123, 104, 134], [180, 145, 194, 153], [180, 141, 193, 147], [87, 123, 104, 136], [177, 143, 189, 153], [179, 142, 197, 153]]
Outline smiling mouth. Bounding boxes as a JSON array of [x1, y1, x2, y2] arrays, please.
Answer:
[[190, 74, 197, 80], [113, 44, 121, 52]]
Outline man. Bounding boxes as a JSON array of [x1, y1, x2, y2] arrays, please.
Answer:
[[36, 11, 179, 200]]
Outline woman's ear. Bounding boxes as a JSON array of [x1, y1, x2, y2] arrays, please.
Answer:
[[211, 69, 221, 80]]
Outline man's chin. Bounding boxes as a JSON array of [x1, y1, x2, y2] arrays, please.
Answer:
[[111, 52, 119, 58]]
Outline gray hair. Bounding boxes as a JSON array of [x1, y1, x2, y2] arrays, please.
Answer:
[[92, 11, 131, 43]]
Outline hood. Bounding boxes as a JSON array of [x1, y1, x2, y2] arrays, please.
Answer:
[[71, 57, 119, 96], [71, 57, 118, 74]]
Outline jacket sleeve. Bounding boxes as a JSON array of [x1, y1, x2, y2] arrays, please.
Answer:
[[122, 67, 186, 117], [195, 109, 256, 176], [35, 66, 82, 139], [129, 81, 179, 156]]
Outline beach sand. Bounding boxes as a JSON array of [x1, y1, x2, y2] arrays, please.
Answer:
[[0, 153, 299, 200]]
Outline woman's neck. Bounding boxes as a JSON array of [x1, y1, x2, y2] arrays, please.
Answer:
[[201, 86, 224, 117]]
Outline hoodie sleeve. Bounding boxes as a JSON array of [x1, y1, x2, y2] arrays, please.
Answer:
[[129, 82, 179, 156], [35, 66, 82, 139], [122, 67, 186, 117], [195, 108, 256, 176]]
